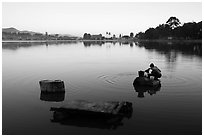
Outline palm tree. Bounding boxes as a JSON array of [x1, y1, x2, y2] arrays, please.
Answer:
[[130, 32, 134, 38]]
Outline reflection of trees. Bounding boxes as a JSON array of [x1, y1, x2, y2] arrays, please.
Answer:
[[83, 41, 105, 47], [165, 51, 177, 63], [137, 41, 202, 70], [137, 41, 202, 57], [46, 41, 78, 45], [120, 41, 129, 45], [119, 42, 134, 47], [2, 42, 40, 50], [2, 41, 79, 50]]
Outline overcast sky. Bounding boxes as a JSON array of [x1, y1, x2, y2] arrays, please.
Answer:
[[2, 2, 202, 37]]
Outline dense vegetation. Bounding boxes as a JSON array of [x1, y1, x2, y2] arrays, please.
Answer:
[[136, 17, 202, 40]]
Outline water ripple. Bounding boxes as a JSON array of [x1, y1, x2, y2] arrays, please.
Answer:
[[98, 71, 201, 92], [161, 73, 201, 90], [97, 72, 137, 90]]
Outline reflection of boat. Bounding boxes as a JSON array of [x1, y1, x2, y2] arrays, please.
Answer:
[[51, 111, 128, 129], [133, 82, 161, 98], [50, 100, 132, 129], [40, 92, 65, 102], [133, 76, 161, 87]]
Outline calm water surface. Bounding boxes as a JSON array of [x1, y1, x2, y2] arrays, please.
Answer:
[[2, 41, 202, 135]]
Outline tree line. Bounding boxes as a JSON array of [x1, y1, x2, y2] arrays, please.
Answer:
[[136, 17, 202, 40], [2, 31, 78, 40]]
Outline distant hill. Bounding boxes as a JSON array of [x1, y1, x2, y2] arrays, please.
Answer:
[[20, 30, 39, 35], [3, 27, 20, 33], [3, 27, 42, 35], [2, 27, 78, 37], [2, 27, 80, 40]]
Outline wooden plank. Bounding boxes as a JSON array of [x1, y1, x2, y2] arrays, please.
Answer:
[[112, 102, 125, 115], [50, 100, 129, 115]]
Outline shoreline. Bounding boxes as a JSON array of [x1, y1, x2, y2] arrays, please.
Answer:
[[2, 39, 202, 43], [137, 39, 202, 43]]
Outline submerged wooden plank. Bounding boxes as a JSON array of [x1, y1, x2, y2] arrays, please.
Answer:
[[61, 100, 119, 113], [112, 102, 125, 115], [50, 100, 131, 115]]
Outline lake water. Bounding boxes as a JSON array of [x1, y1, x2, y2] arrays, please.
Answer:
[[2, 41, 202, 135]]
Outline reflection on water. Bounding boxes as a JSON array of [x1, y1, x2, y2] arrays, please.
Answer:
[[3, 41, 202, 58], [2, 41, 79, 50], [2, 41, 202, 135], [136, 41, 201, 71], [82, 41, 137, 47], [83, 41, 105, 47], [137, 41, 202, 57], [40, 92, 65, 102], [50, 103, 133, 130], [51, 111, 125, 129], [133, 83, 161, 98]]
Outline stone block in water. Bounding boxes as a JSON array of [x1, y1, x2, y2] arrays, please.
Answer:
[[39, 80, 65, 93]]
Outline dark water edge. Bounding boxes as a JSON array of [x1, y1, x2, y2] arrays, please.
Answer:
[[136, 39, 202, 43], [2, 127, 202, 135]]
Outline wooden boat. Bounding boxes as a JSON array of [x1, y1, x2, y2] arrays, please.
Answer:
[[133, 82, 161, 98], [133, 76, 161, 87]]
